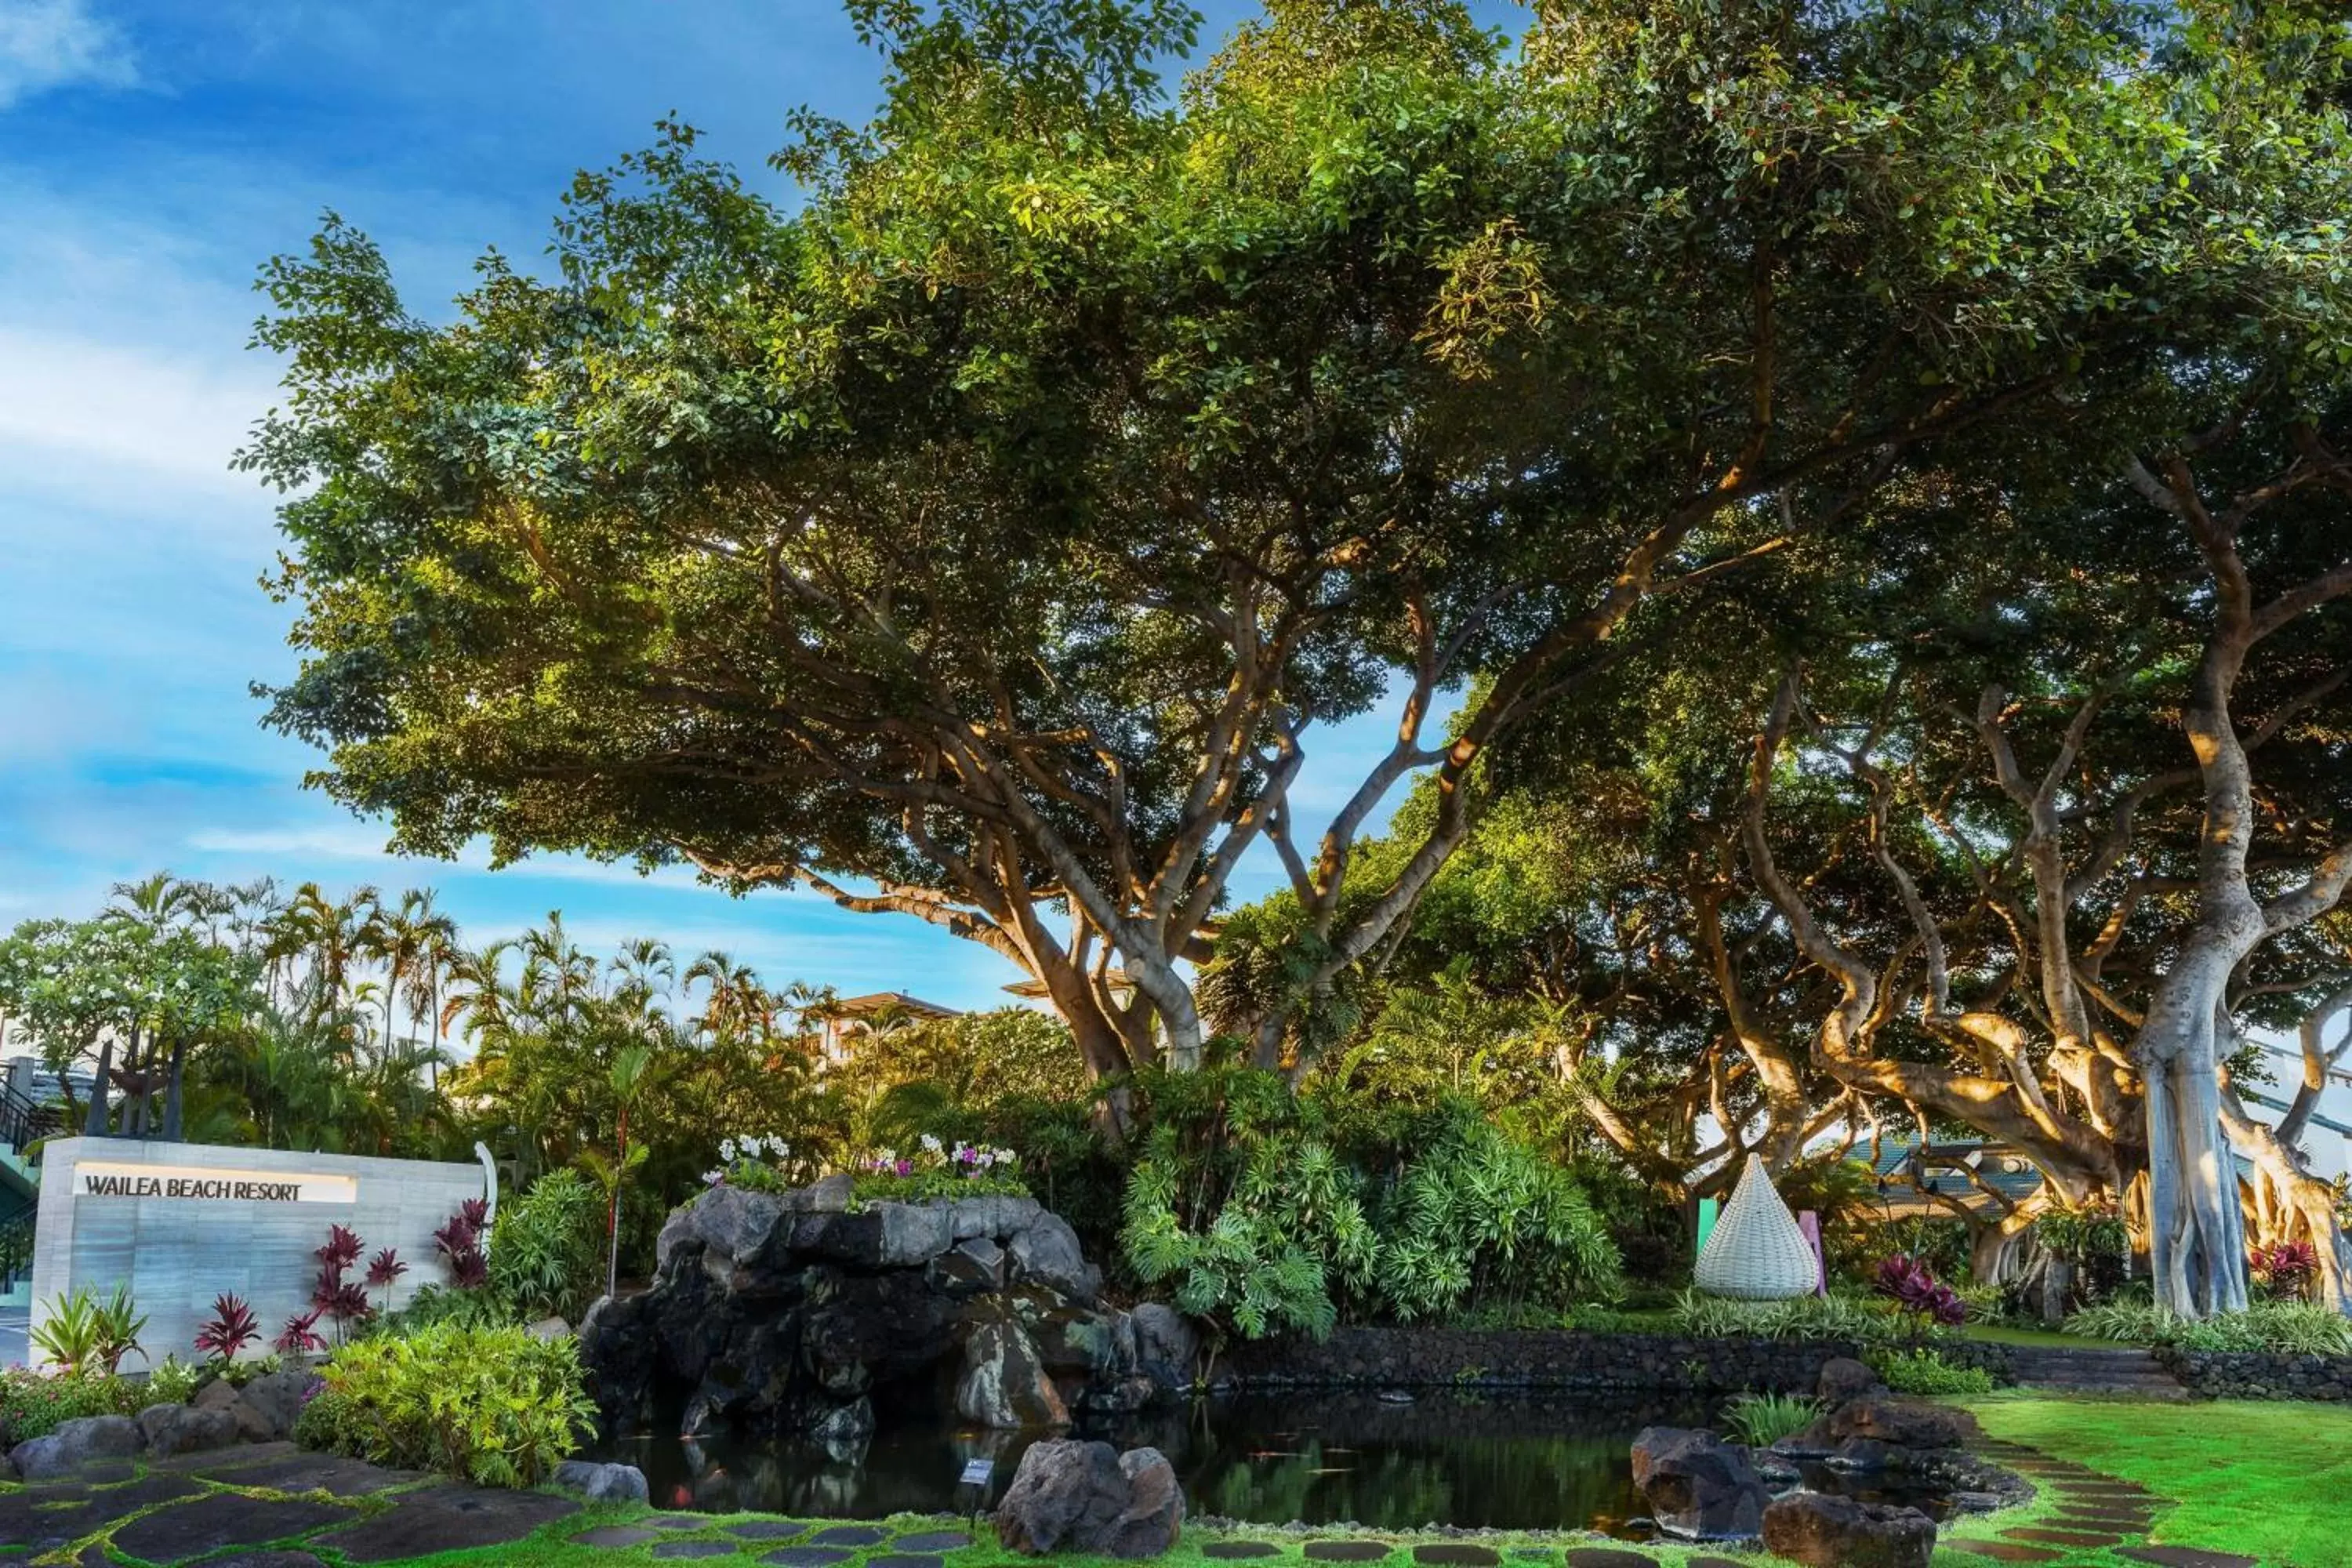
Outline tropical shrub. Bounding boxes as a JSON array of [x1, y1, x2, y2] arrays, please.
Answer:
[[1668, 1289, 1911, 1347], [298, 1323, 593, 1487], [2067, 1301, 2352, 1355], [433, 1199, 491, 1290], [1120, 1069, 1621, 1340], [848, 1135, 1030, 1205], [1868, 1347, 1995, 1396], [33, 1285, 147, 1375], [1873, 1254, 1966, 1336], [2251, 1240, 2319, 1301], [194, 1293, 262, 1364], [0, 1369, 139, 1443], [488, 1168, 605, 1321], [309, 1223, 372, 1342], [1722, 1391, 1823, 1446], [368, 1283, 516, 1338], [145, 1355, 201, 1406]]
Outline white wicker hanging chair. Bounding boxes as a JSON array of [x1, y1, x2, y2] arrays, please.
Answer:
[[1693, 1154, 1819, 1301]]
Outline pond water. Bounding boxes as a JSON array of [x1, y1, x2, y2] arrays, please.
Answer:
[[590, 1388, 1878, 1537]]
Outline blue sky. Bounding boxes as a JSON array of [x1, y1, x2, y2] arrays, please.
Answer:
[[0, 0, 1450, 1010]]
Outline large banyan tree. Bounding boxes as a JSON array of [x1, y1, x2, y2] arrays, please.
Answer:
[[247, 0, 2344, 1098]]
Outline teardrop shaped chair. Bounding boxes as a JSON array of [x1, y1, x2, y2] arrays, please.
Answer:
[[1693, 1154, 1820, 1300]]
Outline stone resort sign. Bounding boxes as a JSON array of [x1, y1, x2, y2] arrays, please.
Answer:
[[74, 1162, 359, 1204], [31, 1138, 488, 1367]]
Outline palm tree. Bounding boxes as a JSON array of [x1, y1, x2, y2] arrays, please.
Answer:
[[372, 888, 452, 1063]]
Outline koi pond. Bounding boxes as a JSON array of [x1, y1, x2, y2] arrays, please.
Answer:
[[589, 1388, 1957, 1538]]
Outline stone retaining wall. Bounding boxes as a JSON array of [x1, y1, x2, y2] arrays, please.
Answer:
[[2154, 1346, 2352, 1400], [1217, 1327, 2019, 1396], [1218, 1327, 1855, 1395]]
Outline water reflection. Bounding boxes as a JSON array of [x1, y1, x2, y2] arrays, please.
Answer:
[[593, 1388, 1717, 1535]]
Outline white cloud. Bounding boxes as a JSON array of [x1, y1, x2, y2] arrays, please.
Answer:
[[0, 326, 272, 495], [0, 0, 134, 107]]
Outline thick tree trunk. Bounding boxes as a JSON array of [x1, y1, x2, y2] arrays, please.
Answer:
[[82, 1033, 115, 1137], [2139, 964, 2252, 1316], [162, 1040, 187, 1142]]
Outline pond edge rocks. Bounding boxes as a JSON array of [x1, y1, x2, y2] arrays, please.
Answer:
[[579, 1181, 1192, 1446]]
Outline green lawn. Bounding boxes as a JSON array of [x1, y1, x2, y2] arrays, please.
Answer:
[[1958, 1323, 2103, 1348], [1940, 1394, 2352, 1568]]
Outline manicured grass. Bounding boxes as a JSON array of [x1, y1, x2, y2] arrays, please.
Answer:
[[1942, 1393, 2352, 1568], [1960, 1323, 2101, 1348]]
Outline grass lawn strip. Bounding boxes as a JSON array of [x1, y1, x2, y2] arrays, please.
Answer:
[[1951, 1394, 2352, 1568]]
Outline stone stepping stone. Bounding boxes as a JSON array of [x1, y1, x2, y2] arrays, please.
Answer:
[[652, 1513, 720, 1530], [575, 1525, 666, 1547], [895, 1530, 971, 1552], [0, 1472, 202, 1548], [201, 1555, 334, 1568], [1686, 1559, 1748, 1568], [2005, 1526, 2125, 1548], [2117, 1550, 2260, 1568], [764, 1549, 856, 1568], [1563, 1552, 1659, 1568], [1944, 1544, 2064, 1563], [113, 1493, 357, 1566], [869, 1555, 946, 1568], [1203, 1543, 1283, 1559], [810, 1524, 891, 1547], [156, 1440, 302, 1472], [213, 1453, 423, 1498], [733, 1519, 816, 1540], [1305, 1543, 1393, 1562], [1413, 1547, 1499, 1567], [655, 1544, 742, 1560], [308, 1483, 579, 1563]]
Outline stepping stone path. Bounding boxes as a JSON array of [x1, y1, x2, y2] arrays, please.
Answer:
[[654, 1544, 740, 1560], [811, 1523, 893, 1546], [732, 1519, 817, 1540], [894, 1529, 972, 1551], [1412, 1545, 1500, 1566], [764, 1548, 857, 1568], [1944, 1434, 2270, 1568], [651, 1512, 720, 1530], [1947, 1544, 2067, 1563], [2117, 1552, 2261, 1568], [1204, 1542, 1284, 1559], [1563, 1551, 1661, 1568], [1305, 1543, 1395, 1562], [868, 1553, 946, 1568], [113, 1492, 358, 1565], [574, 1524, 666, 1547]]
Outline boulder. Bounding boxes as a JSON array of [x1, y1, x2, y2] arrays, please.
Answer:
[[191, 1377, 241, 1413], [810, 1396, 875, 1462], [953, 1194, 1044, 1240], [1825, 1395, 1979, 1452], [801, 1173, 855, 1213], [554, 1459, 650, 1503], [136, 1401, 239, 1458], [10, 1414, 145, 1479], [1107, 1447, 1186, 1559], [1761, 1494, 1936, 1568], [1009, 1212, 1099, 1304], [932, 1236, 1007, 1294], [994, 1439, 1184, 1558], [1817, 1356, 1883, 1405], [1628, 1426, 1769, 1540], [1126, 1305, 1198, 1391], [957, 1317, 1070, 1429], [234, 1368, 322, 1443], [683, 1184, 791, 1267], [525, 1316, 571, 1341]]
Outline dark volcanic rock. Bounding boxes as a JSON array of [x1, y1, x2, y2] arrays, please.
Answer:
[[1762, 1493, 1936, 1568], [1825, 1395, 1978, 1451], [1817, 1356, 1883, 1404], [1628, 1426, 1769, 1540], [993, 1439, 1185, 1558]]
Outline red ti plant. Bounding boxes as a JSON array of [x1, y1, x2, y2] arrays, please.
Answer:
[[365, 1247, 408, 1315], [311, 1222, 372, 1342], [2252, 1240, 2319, 1300], [1873, 1253, 1966, 1343], [274, 1307, 327, 1356], [434, 1199, 490, 1290], [192, 1293, 261, 1364]]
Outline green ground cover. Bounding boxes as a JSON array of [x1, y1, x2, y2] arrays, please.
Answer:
[[1942, 1395, 2352, 1568]]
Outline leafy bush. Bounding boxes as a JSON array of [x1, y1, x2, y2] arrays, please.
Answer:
[[1868, 1347, 1995, 1395], [0, 1369, 140, 1443], [1120, 1074, 1621, 1341], [1874, 1254, 1966, 1331], [1722, 1391, 1822, 1446], [2067, 1300, 2352, 1355], [848, 1134, 1030, 1205], [194, 1293, 262, 1364], [33, 1284, 147, 1375], [2251, 1241, 2319, 1301], [298, 1323, 593, 1487], [145, 1355, 201, 1406], [1668, 1289, 1911, 1347], [368, 1282, 518, 1338], [488, 1168, 605, 1321]]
